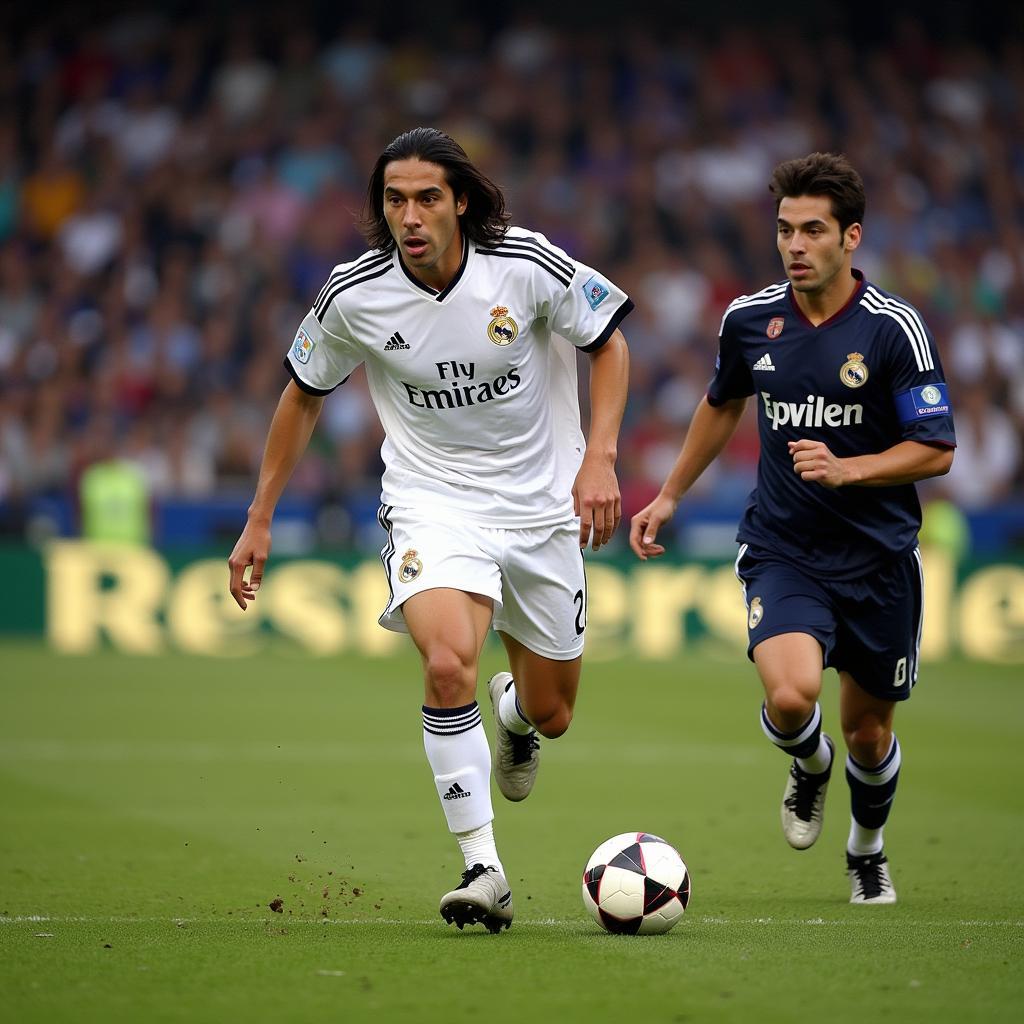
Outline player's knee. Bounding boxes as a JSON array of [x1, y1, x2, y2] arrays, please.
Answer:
[[843, 719, 891, 765], [767, 685, 817, 724], [422, 648, 475, 706], [530, 704, 573, 739]]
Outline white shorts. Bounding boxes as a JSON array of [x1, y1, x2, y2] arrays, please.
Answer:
[[376, 505, 587, 660]]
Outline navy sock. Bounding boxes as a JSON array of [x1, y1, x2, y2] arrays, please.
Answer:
[[760, 701, 823, 761], [846, 735, 902, 831]]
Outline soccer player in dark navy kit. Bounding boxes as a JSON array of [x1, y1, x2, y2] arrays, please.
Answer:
[[630, 153, 956, 904]]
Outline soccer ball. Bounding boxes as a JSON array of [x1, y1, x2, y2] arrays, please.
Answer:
[[582, 832, 691, 935]]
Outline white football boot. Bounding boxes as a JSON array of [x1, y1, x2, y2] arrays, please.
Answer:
[[487, 672, 540, 802], [439, 864, 513, 932], [780, 734, 835, 849], [847, 851, 897, 904]]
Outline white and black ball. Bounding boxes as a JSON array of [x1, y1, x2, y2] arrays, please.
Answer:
[[582, 832, 691, 935]]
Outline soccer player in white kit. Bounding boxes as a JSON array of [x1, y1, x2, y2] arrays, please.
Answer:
[[228, 128, 632, 932]]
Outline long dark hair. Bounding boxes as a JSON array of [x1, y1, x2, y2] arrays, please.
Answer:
[[769, 152, 866, 236], [361, 127, 510, 251]]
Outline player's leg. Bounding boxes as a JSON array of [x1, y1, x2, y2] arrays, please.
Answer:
[[839, 673, 899, 904], [754, 631, 826, 737], [737, 548, 837, 850], [499, 635, 580, 738], [832, 548, 921, 905], [488, 520, 585, 801], [753, 633, 835, 849], [376, 506, 511, 930], [486, 640, 579, 801], [403, 588, 513, 932]]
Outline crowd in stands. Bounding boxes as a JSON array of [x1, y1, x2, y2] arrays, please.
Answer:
[[1, 5, 1022, 549]]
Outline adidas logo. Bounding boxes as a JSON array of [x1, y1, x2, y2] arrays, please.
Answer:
[[753, 353, 776, 371], [443, 782, 471, 801], [384, 331, 411, 351]]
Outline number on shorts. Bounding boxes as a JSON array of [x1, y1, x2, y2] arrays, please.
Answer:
[[573, 589, 585, 637], [893, 657, 907, 688]]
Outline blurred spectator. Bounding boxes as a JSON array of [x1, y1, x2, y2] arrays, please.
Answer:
[[57, 176, 125, 276], [919, 497, 971, 563], [0, 243, 42, 369], [78, 425, 152, 545], [937, 383, 1021, 510], [20, 143, 84, 240], [212, 27, 276, 126], [275, 111, 355, 200], [0, 125, 21, 243]]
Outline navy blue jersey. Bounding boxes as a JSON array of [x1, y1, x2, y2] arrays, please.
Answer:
[[708, 271, 956, 579]]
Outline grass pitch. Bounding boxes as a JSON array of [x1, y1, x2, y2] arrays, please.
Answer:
[[1, 641, 1021, 1023]]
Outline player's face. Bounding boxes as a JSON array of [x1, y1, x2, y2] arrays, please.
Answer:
[[382, 159, 468, 288], [776, 195, 861, 297]]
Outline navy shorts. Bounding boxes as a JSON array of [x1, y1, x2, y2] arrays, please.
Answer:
[[734, 544, 924, 702]]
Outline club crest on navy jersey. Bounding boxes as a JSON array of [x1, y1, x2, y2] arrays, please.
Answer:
[[839, 352, 869, 388], [399, 549, 423, 582], [748, 596, 764, 629], [487, 305, 519, 346], [766, 316, 785, 339]]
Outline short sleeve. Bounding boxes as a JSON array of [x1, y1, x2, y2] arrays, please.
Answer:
[[883, 312, 956, 447], [707, 310, 754, 405], [284, 289, 363, 395], [529, 233, 632, 351]]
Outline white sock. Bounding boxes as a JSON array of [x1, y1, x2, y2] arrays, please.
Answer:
[[797, 734, 833, 775], [497, 679, 534, 736], [456, 822, 504, 876], [422, 703, 494, 834], [847, 820, 884, 856]]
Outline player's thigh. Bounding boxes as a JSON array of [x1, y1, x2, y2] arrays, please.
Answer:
[[832, 548, 924, 703], [377, 504, 502, 635], [492, 520, 587, 661], [736, 545, 835, 699], [752, 632, 825, 707], [403, 588, 495, 668]]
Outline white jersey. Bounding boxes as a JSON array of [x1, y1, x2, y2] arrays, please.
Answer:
[[285, 227, 633, 527]]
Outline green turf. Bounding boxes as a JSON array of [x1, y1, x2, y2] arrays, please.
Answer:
[[1, 641, 1021, 1023]]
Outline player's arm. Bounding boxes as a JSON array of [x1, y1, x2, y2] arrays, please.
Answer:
[[788, 438, 953, 489], [228, 381, 325, 609], [630, 395, 748, 560], [798, 311, 958, 490], [575, 328, 629, 551]]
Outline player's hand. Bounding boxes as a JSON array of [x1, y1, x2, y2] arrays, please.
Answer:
[[629, 494, 678, 560], [789, 439, 849, 489], [228, 519, 272, 610], [573, 456, 621, 551]]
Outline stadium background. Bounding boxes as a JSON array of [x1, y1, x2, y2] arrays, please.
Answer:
[[1, 0, 1022, 660]]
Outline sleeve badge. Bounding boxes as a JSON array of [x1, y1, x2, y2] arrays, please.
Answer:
[[292, 328, 316, 365], [582, 276, 610, 310]]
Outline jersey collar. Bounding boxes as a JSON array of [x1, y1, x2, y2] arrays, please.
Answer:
[[787, 268, 866, 329], [395, 234, 470, 302]]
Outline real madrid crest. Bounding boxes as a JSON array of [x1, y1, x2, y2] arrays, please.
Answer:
[[839, 352, 869, 388], [487, 305, 518, 346], [766, 316, 785, 339], [748, 596, 764, 629], [399, 549, 423, 583]]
